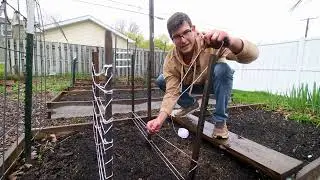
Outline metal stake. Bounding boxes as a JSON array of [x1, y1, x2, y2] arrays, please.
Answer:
[[188, 54, 219, 179]]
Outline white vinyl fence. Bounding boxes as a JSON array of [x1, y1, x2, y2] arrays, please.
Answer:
[[228, 38, 320, 94]]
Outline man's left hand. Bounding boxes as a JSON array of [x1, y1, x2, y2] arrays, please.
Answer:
[[202, 30, 230, 49]]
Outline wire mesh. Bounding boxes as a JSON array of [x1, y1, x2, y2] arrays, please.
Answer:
[[0, 0, 48, 178], [92, 64, 113, 180], [0, 0, 26, 178]]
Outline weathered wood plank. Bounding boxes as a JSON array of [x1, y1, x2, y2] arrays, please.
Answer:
[[57, 43, 62, 74], [9, 39, 14, 74], [0, 135, 24, 178], [296, 157, 320, 180], [172, 114, 303, 179], [61, 43, 66, 73], [48, 42, 54, 75], [54, 42, 59, 74]]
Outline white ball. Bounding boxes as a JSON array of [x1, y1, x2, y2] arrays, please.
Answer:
[[178, 128, 189, 139]]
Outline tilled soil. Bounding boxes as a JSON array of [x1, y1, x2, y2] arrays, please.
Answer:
[[228, 106, 320, 164], [18, 121, 261, 180], [19, 130, 99, 180], [0, 92, 52, 159], [16, 106, 320, 179], [58, 89, 164, 101]]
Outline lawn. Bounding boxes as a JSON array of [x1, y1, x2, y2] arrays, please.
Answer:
[[232, 83, 320, 126], [0, 63, 4, 77]]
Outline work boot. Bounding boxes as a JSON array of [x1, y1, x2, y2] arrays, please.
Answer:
[[172, 101, 199, 117], [212, 122, 229, 139]]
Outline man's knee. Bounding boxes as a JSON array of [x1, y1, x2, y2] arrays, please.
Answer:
[[155, 74, 166, 91], [213, 63, 234, 79]]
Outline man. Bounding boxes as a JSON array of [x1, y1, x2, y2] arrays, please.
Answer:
[[146, 12, 259, 139]]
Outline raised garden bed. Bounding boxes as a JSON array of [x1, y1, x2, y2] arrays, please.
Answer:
[[11, 105, 320, 179], [50, 89, 164, 102]]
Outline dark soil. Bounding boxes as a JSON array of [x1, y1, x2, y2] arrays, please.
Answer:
[[17, 106, 320, 180], [112, 120, 264, 180], [58, 91, 93, 101], [19, 129, 99, 180], [228, 106, 320, 164], [0, 92, 52, 159], [73, 79, 157, 89], [113, 109, 160, 119], [38, 116, 92, 127], [113, 88, 164, 99], [18, 120, 262, 180], [58, 89, 164, 101]]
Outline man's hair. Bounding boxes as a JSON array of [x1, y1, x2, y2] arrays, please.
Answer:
[[167, 12, 192, 38]]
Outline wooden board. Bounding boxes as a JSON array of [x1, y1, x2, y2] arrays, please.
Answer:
[[0, 135, 24, 177], [296, 157, 320, 180], [172, 114, 303, 179]]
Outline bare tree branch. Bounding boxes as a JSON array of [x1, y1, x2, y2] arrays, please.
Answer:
[[128, 21, 140, 34], [290, 0, 303, 11], [290, 0, 313, 11], [114, 19, 127, 33]]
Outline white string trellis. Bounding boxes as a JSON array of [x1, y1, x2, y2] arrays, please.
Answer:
[[89, 41, 226, 179], [92, 64, 113, 180], [132, 42, 227, 179], [131, 112, 199, 180]]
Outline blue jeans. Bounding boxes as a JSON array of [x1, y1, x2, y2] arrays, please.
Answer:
[[156, 62, 234, 123]]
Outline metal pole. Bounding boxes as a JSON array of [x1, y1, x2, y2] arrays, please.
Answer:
[[72, 57, 77, 87], [305, 18, 310, 38], [114, 36, 117, 76], [301, 17, 318, 38], [131, 41, 137, 113], [188, 55, 219, 180], [104, 30, 113, 177], [25, 0, 35, 163], [127, 38, 130, 85], [92, 48, 99, 101], [148, 0, 154, 121], [147, 0, 154, 140]]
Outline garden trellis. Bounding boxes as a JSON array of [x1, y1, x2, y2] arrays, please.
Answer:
[[91, 62, 113, 180], [0, 0, 49, 178]]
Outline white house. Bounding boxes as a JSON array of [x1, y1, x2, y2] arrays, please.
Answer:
[[43, 15, 134, 49]]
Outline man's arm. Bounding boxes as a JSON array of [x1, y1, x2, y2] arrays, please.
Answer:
[[147, 60, 181, 134], [202, 30, 259, 63], [228, 37, 259, 64], [228, 37, 244, 54]]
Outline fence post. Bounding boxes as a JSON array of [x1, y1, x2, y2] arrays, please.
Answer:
[[296, 38, 306, 88], [24, 0, 35, 163], [104, 29, 113, 178], [71, 57, 77, 87]]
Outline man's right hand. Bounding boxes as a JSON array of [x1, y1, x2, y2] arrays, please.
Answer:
[[146, 112, 168, 135], [146, 118, 163, 134]]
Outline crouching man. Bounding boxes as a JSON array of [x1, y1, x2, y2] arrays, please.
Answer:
[[146, 12, 259, 139]]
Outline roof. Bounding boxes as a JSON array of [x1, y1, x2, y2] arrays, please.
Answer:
[[43, 15, 134, 43]]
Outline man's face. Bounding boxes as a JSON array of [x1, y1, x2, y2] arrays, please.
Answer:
[[171, 22, 196, 55]]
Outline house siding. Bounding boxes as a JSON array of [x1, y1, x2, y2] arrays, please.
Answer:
[[44, 20, 129, 48]]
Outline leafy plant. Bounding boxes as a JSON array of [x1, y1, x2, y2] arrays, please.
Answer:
[[232, 82, 320, 125]]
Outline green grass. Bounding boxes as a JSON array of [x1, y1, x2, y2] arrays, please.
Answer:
[[232, 83, 320, 126], [0, 74, 73, 98], [0, 64, 4, 77]]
